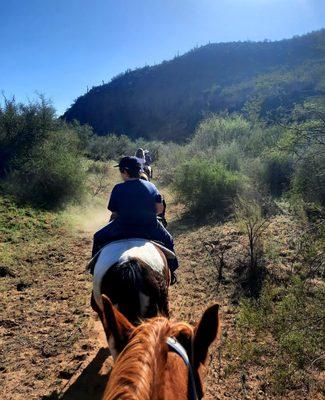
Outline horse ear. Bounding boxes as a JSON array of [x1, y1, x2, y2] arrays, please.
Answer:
[[101, 294, 134, 353], [193, 304, 221, 368]]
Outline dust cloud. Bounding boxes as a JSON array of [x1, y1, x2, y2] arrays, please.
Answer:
[[64, 199, 110, 236]]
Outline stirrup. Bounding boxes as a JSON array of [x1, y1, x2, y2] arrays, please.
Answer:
[[170, 272, 178, 285]]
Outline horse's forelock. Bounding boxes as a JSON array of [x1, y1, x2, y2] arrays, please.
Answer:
[[169, 321, 194, 338], [104, 317, 171, 400], [104, 317, 195, 400]]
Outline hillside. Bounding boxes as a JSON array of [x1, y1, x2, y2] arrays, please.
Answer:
[[63, 30, 325, 141]]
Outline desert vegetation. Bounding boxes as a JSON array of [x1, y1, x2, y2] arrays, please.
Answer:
[[0, 63, 324, 399]]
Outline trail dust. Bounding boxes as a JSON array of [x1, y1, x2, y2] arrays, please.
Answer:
[[63, 198, 108, 236], [64, 160, 121, 235]]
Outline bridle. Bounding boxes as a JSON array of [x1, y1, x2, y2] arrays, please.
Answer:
[[167, 337, 201, 400]]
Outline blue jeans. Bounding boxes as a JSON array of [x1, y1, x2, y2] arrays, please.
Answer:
[[92, 218, 179, 271]]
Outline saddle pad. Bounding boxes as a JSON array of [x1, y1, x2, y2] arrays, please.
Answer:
[[93, 238, 165, 310]]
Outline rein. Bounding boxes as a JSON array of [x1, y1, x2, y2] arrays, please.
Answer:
[[166, 337, 200, 400]]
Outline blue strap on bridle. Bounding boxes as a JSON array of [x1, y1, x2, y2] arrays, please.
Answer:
[[166, 337, 199, 400]]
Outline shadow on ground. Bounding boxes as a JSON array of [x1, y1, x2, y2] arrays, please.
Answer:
[[61, 348, 111, 400]]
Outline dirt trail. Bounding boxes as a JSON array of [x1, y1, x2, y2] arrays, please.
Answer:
[[0, 185, 239, 400], [2, 156, 321, 400], [0, 195, 111, 400], [54, 207, 112, 400], [1, 183, 269, 400], [59, 320, 112, 400], [56, 191, 236, 400]]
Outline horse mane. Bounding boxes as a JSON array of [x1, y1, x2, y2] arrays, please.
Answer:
[[101, 254, 169, 324], [103, 317, 193, 400], [102, 259, 145, 322]]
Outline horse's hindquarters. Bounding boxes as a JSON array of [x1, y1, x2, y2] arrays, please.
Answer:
[[100, 259, 169, 325], [91, 240, 170, 357]]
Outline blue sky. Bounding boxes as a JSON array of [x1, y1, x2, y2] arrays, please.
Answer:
[[0, 0, 324, 115]]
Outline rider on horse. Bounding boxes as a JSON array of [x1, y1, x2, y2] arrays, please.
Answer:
[[135, 148, 146, 170], [144, 149, 153, 179], [92, 156, 179, 281], [135, 148, 152, 180]]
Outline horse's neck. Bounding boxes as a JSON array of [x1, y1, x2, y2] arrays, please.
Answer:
[[104, 319, 170, 400], [163, 352, 190, 400]]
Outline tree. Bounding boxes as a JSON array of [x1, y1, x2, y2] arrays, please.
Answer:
[[235, 196, 269, 297]]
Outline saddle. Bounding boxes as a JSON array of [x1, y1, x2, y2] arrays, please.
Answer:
[[87, 238, 176, 274], [90, 238, 176, 310]]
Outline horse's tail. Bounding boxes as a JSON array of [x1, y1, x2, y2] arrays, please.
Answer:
[[101, 259, 146, 324]]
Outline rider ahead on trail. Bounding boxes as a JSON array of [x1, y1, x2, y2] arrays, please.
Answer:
[[92, 156, 179, 276], [135, 148, 146, 170], [144, 149, 152, 165]]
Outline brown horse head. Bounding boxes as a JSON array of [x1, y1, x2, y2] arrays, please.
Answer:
[[102, 295, 221, 400]]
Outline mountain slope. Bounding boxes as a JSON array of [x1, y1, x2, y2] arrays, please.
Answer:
[[63, 30, 325, 142]]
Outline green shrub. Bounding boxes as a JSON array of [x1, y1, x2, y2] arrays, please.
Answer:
[[86, 160, 109, 175], [235, 196, 269, 296], [0, 97, 90, 209], [236, 278, 325, 394], [190, 114, 251, 152], [261, 152, 294, 197], [155, 142, 187, 185], [4, 130, 85, 209], [88, 134, 135, 161], [173, 158, 242, 217], [292, 149, 325, 206], [241, 152, 293, 197], [70, 120, 95, 153], [86, 161, 111, 197], [0, 96, 57, 175], [244, 125, 283, 157], [213, 141, 243, 171]]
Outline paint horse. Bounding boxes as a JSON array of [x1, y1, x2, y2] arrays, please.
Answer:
[[101, 295, 221, 400], [90, 238, 173, 358]]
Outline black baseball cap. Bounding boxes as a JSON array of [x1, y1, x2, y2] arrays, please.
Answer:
[[114, 156, 141, 173]]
